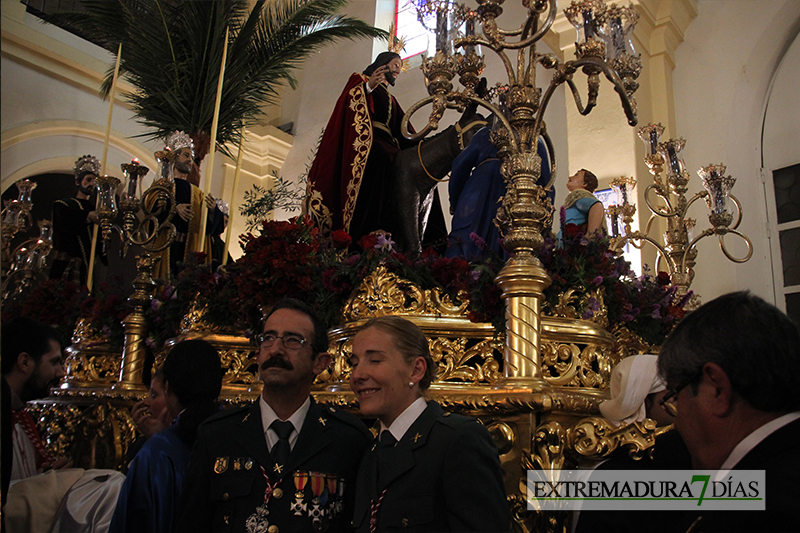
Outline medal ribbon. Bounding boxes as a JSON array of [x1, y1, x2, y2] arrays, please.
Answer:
[[259, 465, 281, 505], [369, 489, 387, 533]]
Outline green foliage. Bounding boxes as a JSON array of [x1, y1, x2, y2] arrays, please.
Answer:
[[42, 0, 387, 156], [240, 174, 305, 232]]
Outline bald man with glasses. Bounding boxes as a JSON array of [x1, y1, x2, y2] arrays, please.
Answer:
[[176, 298, 371, 533]]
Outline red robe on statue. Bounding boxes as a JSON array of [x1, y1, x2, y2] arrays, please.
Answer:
[[305, 73, 416, 243]]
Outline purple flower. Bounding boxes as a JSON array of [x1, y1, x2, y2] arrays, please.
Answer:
[[581, 309, 594, 319], [621, 313, 635, 322], [164, 286, 174, 299], [151, 299, 162, 312], [469, 232, 487, 249], [470, 270, 481, 282], [375, 233, 395, 252], [145, 337, 156, 350], [592, 275, 603, 286], [651, 305, 663, 319]]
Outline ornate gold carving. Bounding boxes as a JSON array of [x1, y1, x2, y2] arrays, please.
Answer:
[[63, 350, 121, 386], [342, 265, 468, 321], [567, 416, 670, 462], [28, 400, 138, 470]]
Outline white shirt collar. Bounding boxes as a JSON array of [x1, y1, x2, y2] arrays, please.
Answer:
[[259, 395, 311, 451], [380, 396, 427, 443], [715, 411, 800, 480]]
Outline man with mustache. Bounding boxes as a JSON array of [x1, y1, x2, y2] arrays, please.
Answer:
[[176, 298, 372, 533]]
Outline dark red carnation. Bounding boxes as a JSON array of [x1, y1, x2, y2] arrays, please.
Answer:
[[656, 271, 671, 286], [358, 234, 378, 251], [331, 230, 352, 250]]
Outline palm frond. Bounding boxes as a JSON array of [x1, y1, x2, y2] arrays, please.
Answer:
[[41, 0, 388, 158]]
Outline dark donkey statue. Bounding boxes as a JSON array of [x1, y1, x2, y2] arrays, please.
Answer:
[[390, 102, 487, 254]]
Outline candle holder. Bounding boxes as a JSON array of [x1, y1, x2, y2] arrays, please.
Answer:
[[402, 0, 639, 392], [1, 220, 53, 303], [1, 179, 37, 276], [82, 151, 179, 393], [610, 123, 752, 296]]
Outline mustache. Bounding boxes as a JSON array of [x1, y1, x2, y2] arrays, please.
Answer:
[[260, 357, 293, 371]]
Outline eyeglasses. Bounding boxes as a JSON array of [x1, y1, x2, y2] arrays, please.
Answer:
[[254, 333, 307, 351], [659, 371, 701, 417]]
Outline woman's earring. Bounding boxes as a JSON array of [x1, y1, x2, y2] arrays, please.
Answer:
[[409, 382, 415, 388]]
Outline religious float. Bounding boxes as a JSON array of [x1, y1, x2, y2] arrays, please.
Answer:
[[1, 0, 752, 531]]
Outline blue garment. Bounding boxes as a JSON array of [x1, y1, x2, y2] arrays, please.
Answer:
[[557, 195, 602, 246], [109, 423, 190, 533], [446, 128, 553, 259]]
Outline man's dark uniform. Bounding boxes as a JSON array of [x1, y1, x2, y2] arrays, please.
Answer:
[[49, 196, 95, 283], [176, 399, 371, 533]]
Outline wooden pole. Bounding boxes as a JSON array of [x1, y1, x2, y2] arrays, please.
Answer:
[[222, 132, 245, 266], [86, 42, 122, 293], [197, 26, 229, 251]]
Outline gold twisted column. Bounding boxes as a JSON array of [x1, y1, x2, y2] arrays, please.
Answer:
[[495, 258, 551, 389], [113, 253, 159, 391], [495, 149, 552, 390]]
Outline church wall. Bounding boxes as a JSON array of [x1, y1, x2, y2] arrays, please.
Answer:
[[671, 0, 800, 305]]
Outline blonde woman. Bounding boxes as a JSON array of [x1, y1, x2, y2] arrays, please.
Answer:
[[349, 316, 509, 532]]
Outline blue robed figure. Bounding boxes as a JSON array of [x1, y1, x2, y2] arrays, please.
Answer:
[[445, 126, 553, 259]]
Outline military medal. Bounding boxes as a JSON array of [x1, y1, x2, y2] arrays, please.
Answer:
[[246, 465, 281, 533], [309, 472, 328, 531], [245, 504, 270, 533], [292, 471, 309, 516], [214, 457, 229, 474], [325, 474, 339, 518]]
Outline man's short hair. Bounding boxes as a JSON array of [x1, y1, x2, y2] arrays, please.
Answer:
[[580, 169, 598, 192], [658, 291, 800, 413], [263, 298, 328, 356], [359, 316, 438, 390], [1, 318, 62, 375]]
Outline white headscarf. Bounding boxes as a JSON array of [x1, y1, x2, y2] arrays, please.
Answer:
[[599, 354, 666, 426]]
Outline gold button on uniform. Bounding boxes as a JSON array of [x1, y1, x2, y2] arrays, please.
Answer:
[[268, 525, 279, 533], [222, 492, 229, 501], [273, 487, 284, 499], [402, 517, 409, 527], [223, 512, 230, 525]]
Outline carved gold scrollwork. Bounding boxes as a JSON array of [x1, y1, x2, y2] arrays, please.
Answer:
[[540, 342, 579, 386], [431, 337, 503, 384], [63, 351, 121, 385], [343, 265, 468, 321], [539, 342, 610, 389], [219, 348, 258, 385], [531, 420, 566, 472], [29, 401, 138, 470], [567, 416, 669, 462]]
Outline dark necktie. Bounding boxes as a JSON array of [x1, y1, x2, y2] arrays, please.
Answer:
[[270, 420, 294, 468], [377, 430, 396, 487]]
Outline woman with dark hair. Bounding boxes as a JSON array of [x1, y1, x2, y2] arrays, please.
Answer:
[[109, 340, 223, 533], [348, 316, 510, 532]]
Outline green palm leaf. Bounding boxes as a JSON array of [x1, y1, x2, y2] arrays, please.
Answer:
[[42, 0, 387, 158]]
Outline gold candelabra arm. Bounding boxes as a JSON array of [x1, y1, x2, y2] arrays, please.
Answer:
[[534, 57, 638, 145], [643, 183, 677, 217]]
